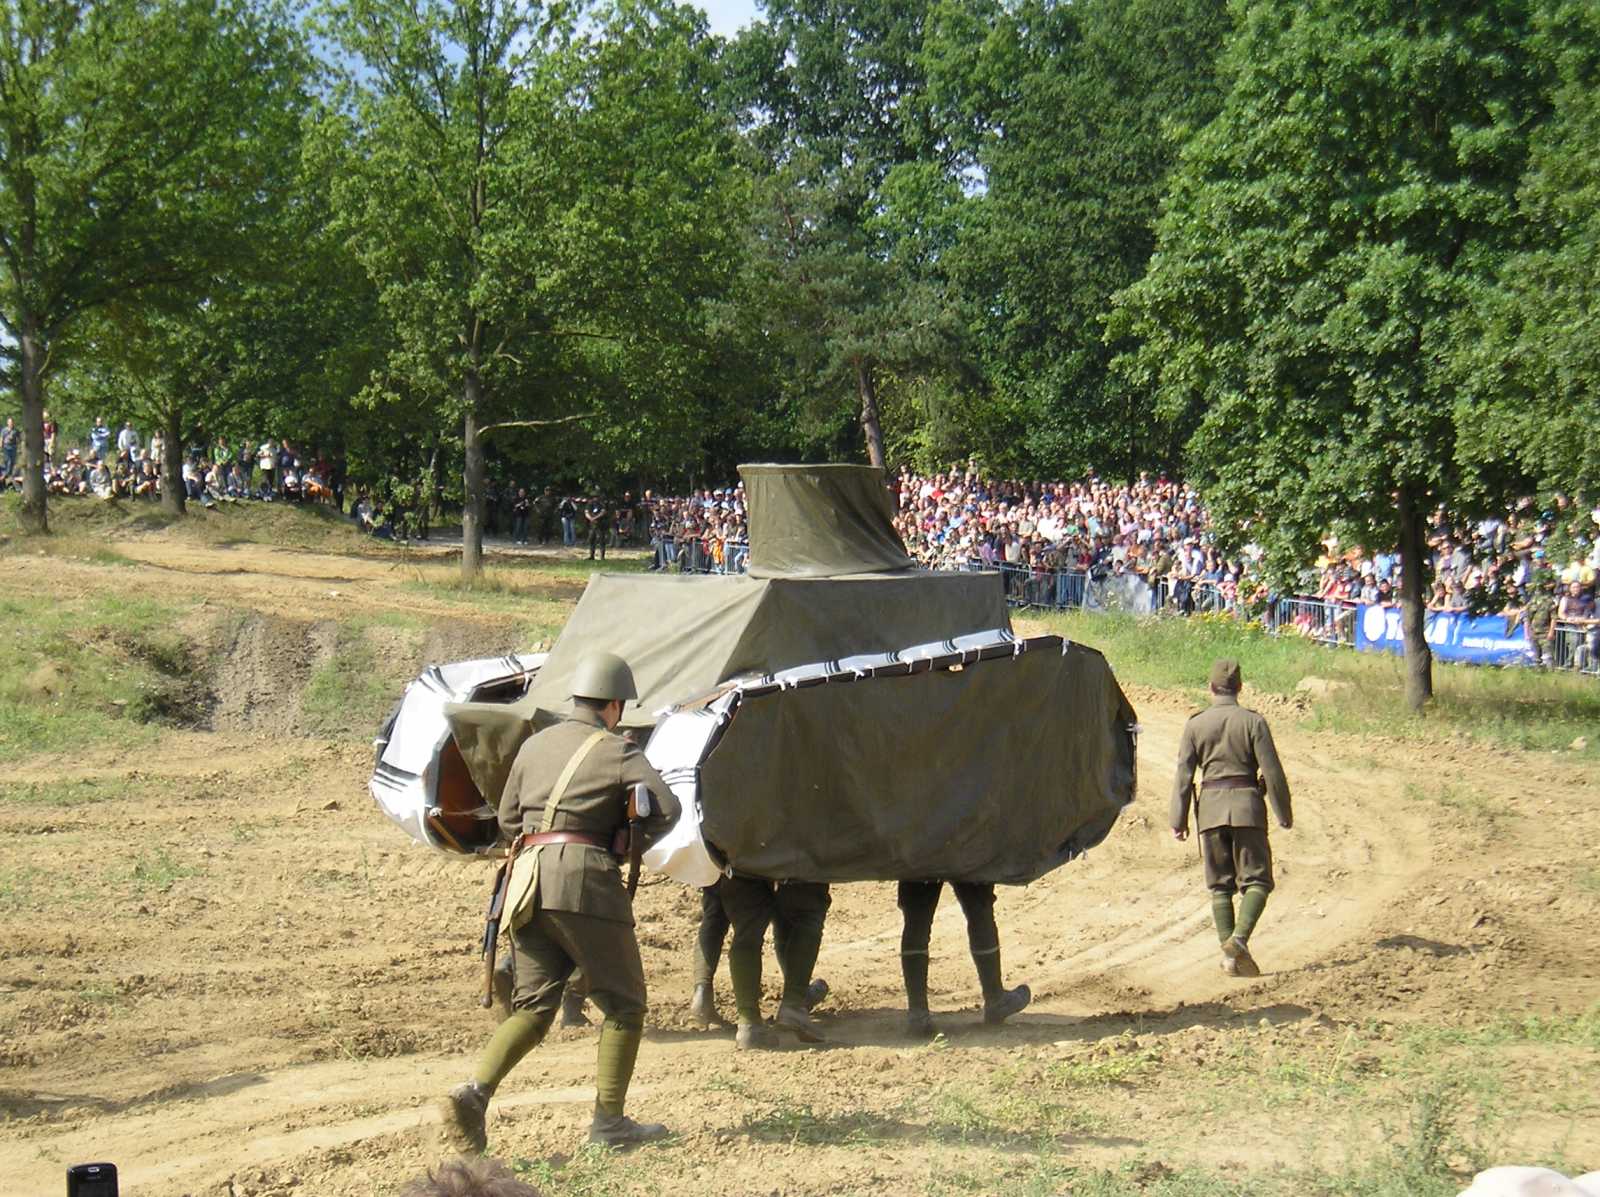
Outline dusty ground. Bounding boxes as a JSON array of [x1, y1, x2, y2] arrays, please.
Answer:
[[1, 532, 1596, 1196]]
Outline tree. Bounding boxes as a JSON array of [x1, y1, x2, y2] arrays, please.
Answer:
[[1459, 0, 1600, 505], [729, 0, 971, 469], [932, 0, 1231, 481], [318, 0, 743, 578], [0, 0, 309, 532], [1110, 0, 1545, 712]]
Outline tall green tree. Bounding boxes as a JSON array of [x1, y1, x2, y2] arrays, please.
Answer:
[[0, 0, 310, 532], [937, 0, 1231, 480], [730, 0, 969, 469], [1111, 0, 1546, 712], [319, 0, 742, 577], [1460, 0, 1600, 505]]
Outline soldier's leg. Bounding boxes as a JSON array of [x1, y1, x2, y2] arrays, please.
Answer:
[[1199, 829, 1238, 942], [542, 910, 668, 1145], [773, 882, 830, 1042], [720, 875, 777, 1034], [1231, 828, 1275, 948], [443, 913, 570, 1153], [690, 881, 731, 1027], [474, 914, 569, 1089], [898, 880, 941, 1037], [954, 882, 1030, 1024]]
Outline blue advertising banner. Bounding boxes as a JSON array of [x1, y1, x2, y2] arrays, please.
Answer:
[[1354, 605, 1529, 665]]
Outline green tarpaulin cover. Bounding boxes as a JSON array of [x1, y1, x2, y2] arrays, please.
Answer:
[[446, 569, 1009, 805], [697, 641, 1137, 884], [741, 463, 914, 577]]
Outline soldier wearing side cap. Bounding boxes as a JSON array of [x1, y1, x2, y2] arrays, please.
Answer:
[[441, 651, 680, 1152], [1170, 659, 1292, 977]]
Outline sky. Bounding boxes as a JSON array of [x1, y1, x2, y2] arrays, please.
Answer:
[[697, 0, 762, 37]]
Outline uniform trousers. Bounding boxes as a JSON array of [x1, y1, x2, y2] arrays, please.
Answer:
[[1200, 826, 1274, 895], [897, 880, 999, 957], [509, 907, 646, 1025]]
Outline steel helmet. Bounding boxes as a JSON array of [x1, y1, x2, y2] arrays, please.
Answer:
[[571, 651, 638, 702]]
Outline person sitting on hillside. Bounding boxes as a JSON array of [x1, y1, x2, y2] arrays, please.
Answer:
[[88, 457, 113, 500]]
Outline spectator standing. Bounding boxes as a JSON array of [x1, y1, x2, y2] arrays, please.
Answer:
[[257, 438, 277, 491], [41, 410, 57, 463], [0, 417, 17, 480], [585, 494, 611, 561], [559, 494, 578, 546], [510, 488, 531, 545], [117, 422, 141, 456], [89, 416, 111, 460]]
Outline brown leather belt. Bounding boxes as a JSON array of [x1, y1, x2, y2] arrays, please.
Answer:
[[518, 830, 611, 852], [1201, 775, 1259, 790]]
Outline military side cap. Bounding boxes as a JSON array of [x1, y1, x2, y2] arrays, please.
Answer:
[[1209, 659, 1242, 691]]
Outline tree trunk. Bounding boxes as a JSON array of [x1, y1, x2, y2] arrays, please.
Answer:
[[16, 315, 48, 534], [161, 407, 185, 516], [461, 380, 484, 582], [1397, 484, 1433, 713], [856, 360, 885, 470]]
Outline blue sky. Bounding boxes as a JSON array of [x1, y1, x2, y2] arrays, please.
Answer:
[[697, 0, 761, 37]]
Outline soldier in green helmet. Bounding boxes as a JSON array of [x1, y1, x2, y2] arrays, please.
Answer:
[[440, 651, 680, 1152], [1170, 659, 1292, 977]]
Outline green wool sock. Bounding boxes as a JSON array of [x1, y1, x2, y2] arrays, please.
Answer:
[[1211, 893, 1237, 944], [594, 1018, 643, 1117], [472, 1009, 551, 1090], [1234, 887, 1269, 943], [727, 947, 765, 1024]]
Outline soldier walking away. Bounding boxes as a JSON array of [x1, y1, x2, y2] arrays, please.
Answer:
[[897, 880, 1030, 1038], [440, 652, 680, 1152], [720, 876, 831, 1049], [1170, 659, 1292, 977]]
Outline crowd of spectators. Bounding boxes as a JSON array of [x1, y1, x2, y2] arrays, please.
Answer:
[[8, 407, 1596, 671], [2, 412, 340, 510]]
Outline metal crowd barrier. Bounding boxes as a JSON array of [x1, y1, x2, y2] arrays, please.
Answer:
[[651, 537, 749, 575], [939, 559, 1600, 677]]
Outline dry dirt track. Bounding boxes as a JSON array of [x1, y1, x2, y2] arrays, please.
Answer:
[[1, 539, 1596, 1197]]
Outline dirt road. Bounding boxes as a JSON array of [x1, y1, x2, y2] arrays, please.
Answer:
[[2, 539, 1595, 1196]]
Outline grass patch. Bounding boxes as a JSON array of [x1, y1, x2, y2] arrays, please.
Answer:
[[127, 848, 201, 893], [513, 1144, 654, 1196], [741, 1096, 890, 1146], [1029, 608, 1600, 757], [1045, 1035, 1162, 1089], [0, 777, 125, 807], [300, 628, 395, 737], [0, 593, 195, 762]]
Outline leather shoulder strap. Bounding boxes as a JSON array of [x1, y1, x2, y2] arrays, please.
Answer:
[[538, 729, 609, 833]]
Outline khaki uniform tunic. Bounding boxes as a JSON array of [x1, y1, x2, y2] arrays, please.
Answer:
[[1169, 692, 1292, 895], [495, 706, 679, 1020], [500, 706, 679, 927], [1169, 693, 1292, 833]]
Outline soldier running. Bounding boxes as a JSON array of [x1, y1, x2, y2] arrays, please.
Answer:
[[441, 652, 680, 1151], [1170, 659, 1292, 977]]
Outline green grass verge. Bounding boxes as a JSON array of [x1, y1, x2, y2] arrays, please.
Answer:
[[299, 628, 399, 737], [0, 777, 127, 807], [1031, 608, 1600, 757], [0, 592, 196, 762]]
